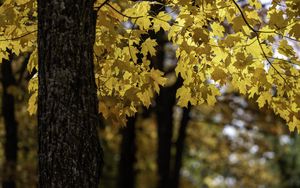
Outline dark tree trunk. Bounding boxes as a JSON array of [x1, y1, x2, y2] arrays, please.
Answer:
[[149, 4, 181, 187], [38, 0, 103, 187], [171, 106, 191, 188], [117, 116, 137, 188], [156, 87, 175, 188], [1, 54, 18, 188], [155, 74, 184, 188], [152, 29, 177, 188], [152, 32, 171, 188]]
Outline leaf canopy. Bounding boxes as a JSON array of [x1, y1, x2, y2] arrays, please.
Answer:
[[1, 0, 300, 130]]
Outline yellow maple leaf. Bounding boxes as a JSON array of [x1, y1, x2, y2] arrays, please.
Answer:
[[176, 86, 191, 107], [136, 16, 152, 30], [211, 22, 224, 37], [257, 91, 272, 108], [141, 38, 157, 56], [288, 116, 300, 132], [27, 92, 37, 115], [137, 89, 152, 107], [153, 12, 171, 33]]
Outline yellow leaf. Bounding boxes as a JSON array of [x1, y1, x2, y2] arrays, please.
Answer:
[[136, 16, 152, 30], [153, 12, 171, 33], [206, 85, 220, 106], [99, 103, 109, 119], [176, 86, 191, 107], [288, 116, 300, 132], [278, 40, 295, 57], [257, 91, 272, 108], [141, 38, 157, 56], [137, 89, 152, 107], [27, 49, 38, 72], [27, 92, 37, 115], [211, 22, 224, 37], [150, 69, 166, 86]]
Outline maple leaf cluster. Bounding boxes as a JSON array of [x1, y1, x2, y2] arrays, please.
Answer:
[[0, 0, 300, 130]]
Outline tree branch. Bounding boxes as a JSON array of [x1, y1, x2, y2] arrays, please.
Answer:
[[0, 30, 37, 42], [231, 0, 289, 86], [106, 3, 143, 19], [95, 0, 110, 12]]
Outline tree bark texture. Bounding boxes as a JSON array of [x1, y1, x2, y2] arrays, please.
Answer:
[[117, 116, 137, 188], [38, 0, 103, 187], [1, 54, 18, 188]]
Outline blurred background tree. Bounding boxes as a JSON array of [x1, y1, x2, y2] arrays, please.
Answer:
[[0, 53, 37, 188]]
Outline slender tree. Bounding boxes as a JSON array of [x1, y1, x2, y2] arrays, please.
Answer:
[[149, 29, 172, 188], [149, 3, 181, 187], [1, 52, 17, 188], [37, 0, 103, 187], [171, 106, 191, 188], [118, 116, 137, 188]]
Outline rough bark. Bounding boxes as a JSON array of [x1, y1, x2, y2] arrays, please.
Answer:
[[1, 53, 18, 188], [117, 116, 137, 188], [171, 106, 191, 188], [38, 0, 103, 187]]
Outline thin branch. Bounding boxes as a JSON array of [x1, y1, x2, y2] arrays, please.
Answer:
[[256, 36, 288, 83], [204, 5, 232, 12], [95, 0, 110, 12], [231, 0, 290, 86], [153, 17, 184, 28], [106, 3, 143, 19], [278, 34, 300, 43], [232, 0, 300, 43], [210, 38, 257, 49], [0, 30, 37, 42], [231, 0, 256, 33], [258, 30, 300, 43], [267, 57, 300, 66]]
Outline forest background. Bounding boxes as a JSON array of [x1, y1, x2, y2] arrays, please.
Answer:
[[0, 0, 300, 187]]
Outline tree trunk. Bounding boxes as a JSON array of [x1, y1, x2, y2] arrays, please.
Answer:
[[149, 4, 181, 187], [155, 82, 177, 188], [1, 53, 18, 188], [117, 116, 137, 188], [152, 29, 177, 188], [151, 35, 168, 188], [171, 106, 191, 188], [37, 0, 103, 187], [156, 96, 173, 188]]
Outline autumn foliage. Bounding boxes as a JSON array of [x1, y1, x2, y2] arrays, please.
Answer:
[[0, 0, 300, 186], [0, 0, 299, 130]]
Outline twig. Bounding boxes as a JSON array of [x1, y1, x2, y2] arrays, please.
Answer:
[[267, 57, 300, 66], [95, 0, 110, 12], [231, 0, 289, 86], [106, 3, 143, 19], [0, 30, 37, 41], [231, 0, 300, 43], [256, 36, 287, 83]]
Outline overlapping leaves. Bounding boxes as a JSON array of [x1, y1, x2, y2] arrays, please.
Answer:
[[1, 0, 300, 130]]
